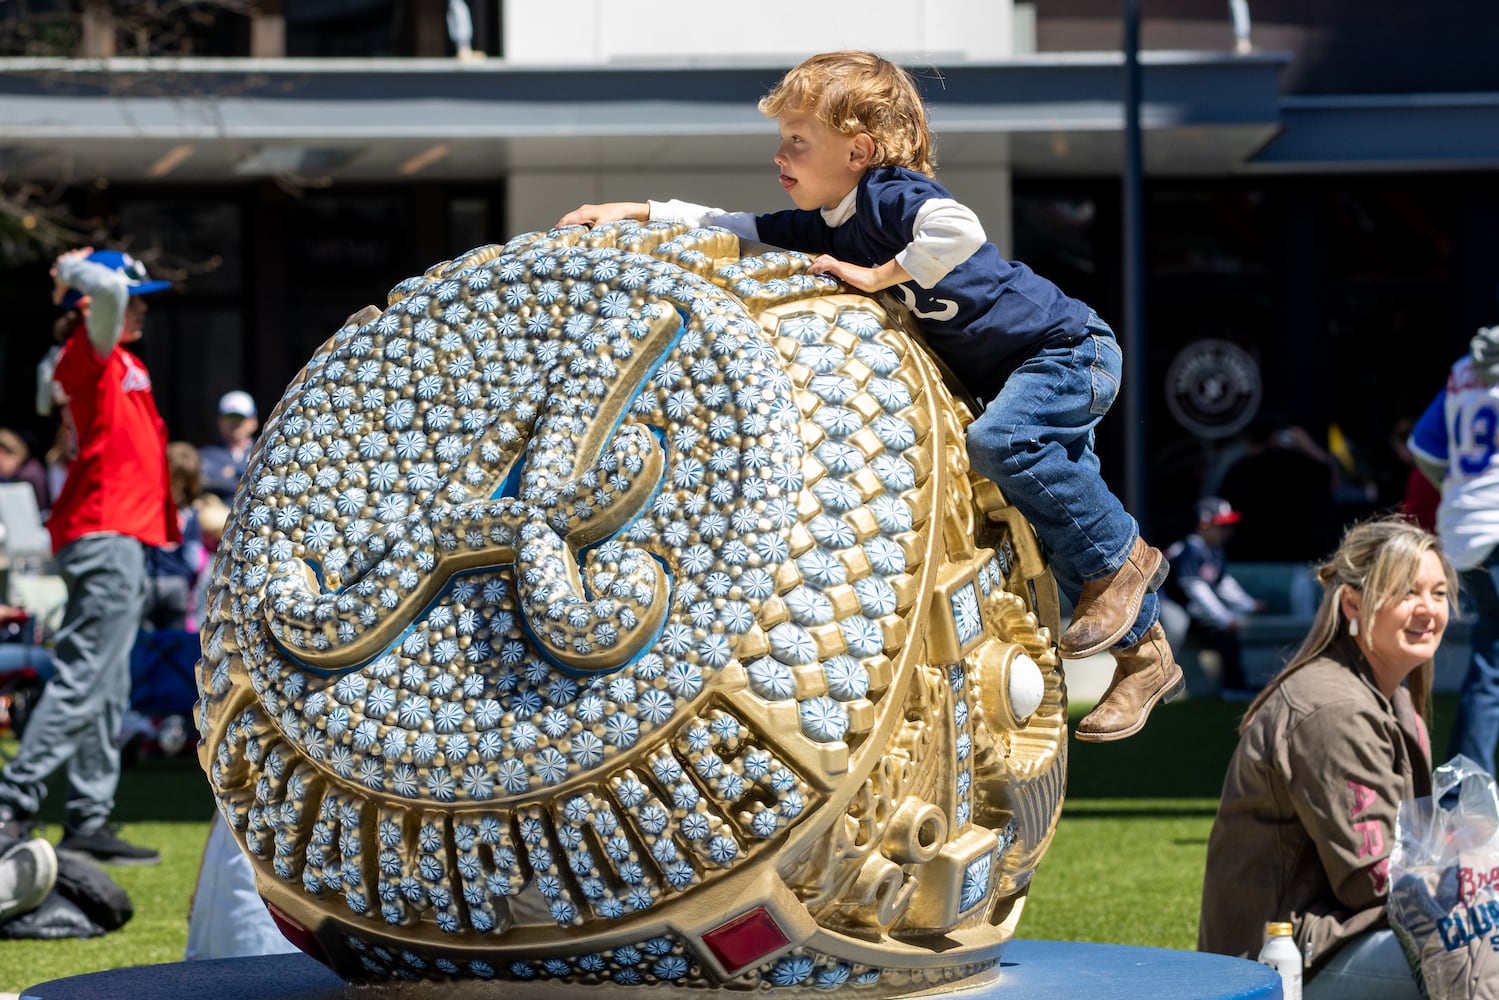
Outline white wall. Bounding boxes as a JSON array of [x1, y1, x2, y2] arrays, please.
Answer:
[[501, 0, 1017, 253], [502, 0, 1015, 64]]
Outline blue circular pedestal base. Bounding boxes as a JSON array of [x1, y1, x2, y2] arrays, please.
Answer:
[[22, 940, 1282, 999]]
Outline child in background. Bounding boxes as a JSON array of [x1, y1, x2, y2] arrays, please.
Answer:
[[0, 428, 50, 516], [190, 491, 229, 633], [560, 50, 1178, 741], [142, 441, 205, 632]]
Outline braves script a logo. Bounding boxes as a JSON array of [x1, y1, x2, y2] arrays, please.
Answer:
[[1433, 849, 1499, 955], [120, 354, 152, 393], [892, 284, 958, 323], [1459, 864, 1499, 904]]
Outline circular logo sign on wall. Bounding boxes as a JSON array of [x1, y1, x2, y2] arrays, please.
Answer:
[[1164, 338, 1262, 440]]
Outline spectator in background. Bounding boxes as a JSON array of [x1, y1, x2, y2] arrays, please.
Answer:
[[0, 429, 49, 516], [199, 390, 258, 502], [0, 248, 177, 867], [142, 442, 206, 632], [190, 491, 229, 632], [1163, 497, 1266, 695], [182, 406, 287, 958], [1219, 415, 1340, 564], [41, 424, 70, 507], [1402, 464, 1441, 534], [1409, 323, 1499, 775], [184, 815, 298, 960], [1387, 416, 1439, 533]]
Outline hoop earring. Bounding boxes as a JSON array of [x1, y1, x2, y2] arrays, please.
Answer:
[[1349, 617, 1359, 638]]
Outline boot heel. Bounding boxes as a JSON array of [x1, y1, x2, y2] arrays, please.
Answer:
[[1147, 558, 1169, 593], [1163, 675, 1186, 704]]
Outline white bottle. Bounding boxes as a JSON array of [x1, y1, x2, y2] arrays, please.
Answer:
[[1258, 921, 1303, 1000]]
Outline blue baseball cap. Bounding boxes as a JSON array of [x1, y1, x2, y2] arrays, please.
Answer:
[[60, 249, 173, 310]]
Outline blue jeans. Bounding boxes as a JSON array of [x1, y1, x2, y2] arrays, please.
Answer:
[[0, 534, 145, 833], [1303, 929, 1420, 1000], [965, 316, 1157, 650], [1448, 547, 1499, 772]]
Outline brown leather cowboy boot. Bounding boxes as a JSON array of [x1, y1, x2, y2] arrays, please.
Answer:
[[1074, 622, 1184, 742], [1058, 536, 1167, 658]]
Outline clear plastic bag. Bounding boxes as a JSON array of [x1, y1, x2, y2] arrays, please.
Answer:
[[1389, 754, 1499, 1000]]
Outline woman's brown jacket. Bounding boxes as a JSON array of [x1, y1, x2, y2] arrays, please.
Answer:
[[1198, 642, 1432, 974]]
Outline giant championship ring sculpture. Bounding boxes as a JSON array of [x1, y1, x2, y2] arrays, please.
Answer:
[[196, 223, 1067, 995]]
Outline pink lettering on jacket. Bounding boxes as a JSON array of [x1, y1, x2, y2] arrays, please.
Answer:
[[1348, 781, 1389, 893], [1353, 819, 1384, 859]]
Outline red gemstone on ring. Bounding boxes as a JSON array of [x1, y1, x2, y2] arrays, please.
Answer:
[[702, 905, 791, 973], [265, 901, 326, 964]]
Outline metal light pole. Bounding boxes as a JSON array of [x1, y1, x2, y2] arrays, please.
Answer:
[[1121, 0, 1148, 530]]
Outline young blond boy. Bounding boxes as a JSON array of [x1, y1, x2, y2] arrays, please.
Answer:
[[560, 50, 1179, 741]]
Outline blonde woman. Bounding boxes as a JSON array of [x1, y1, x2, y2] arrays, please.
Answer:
[[1199, 516, 1456, 999]]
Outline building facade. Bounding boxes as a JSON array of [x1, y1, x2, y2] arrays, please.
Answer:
[[1, 0, 1495, 545]]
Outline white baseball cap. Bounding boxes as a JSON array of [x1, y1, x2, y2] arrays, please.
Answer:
[[218, 390, 257, 419]]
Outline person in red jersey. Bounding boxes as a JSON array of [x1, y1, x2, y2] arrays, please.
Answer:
[[0, 248, 177, 867]]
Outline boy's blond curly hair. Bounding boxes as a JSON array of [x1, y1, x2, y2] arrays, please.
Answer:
[[758, 51, 937, 178]]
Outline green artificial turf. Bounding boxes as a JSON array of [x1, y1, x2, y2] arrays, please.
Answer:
[[1019, 796, 1222, 948], [0, 749, 217, 994], [0, 693, 1465, 994]]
